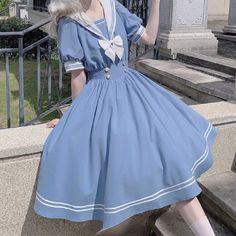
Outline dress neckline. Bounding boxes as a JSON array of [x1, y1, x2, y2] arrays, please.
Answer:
[[95, 18, 105, 24], [69, 0, 116, 41]]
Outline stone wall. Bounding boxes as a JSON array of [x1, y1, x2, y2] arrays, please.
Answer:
[[208, 0, 230, 20]]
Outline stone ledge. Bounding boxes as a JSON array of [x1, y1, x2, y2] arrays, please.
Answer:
[[177, 51, 236, 75], [0, 123, 51, 159], [199, 171, 236, 234], [191, 100, 236, 125], [1, 101, 236, 160]]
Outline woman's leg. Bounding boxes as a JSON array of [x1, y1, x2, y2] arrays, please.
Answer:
[[174, 196, 215, 236]]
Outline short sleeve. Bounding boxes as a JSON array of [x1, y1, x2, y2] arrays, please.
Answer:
[[115, 1, 145, 45], [57, 17, 85, 73]]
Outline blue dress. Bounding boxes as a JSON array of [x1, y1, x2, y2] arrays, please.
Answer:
[[34, 0, 219, 233]]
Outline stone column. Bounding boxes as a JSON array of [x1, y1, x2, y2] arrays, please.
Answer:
[[157, 0, 218, 59], [223, 0, 236, 34]]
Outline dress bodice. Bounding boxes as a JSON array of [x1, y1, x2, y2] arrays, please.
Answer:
[[57, 0, 145, 74]]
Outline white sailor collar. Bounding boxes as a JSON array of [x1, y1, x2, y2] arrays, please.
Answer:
[[70, 0, 116, 41], [69, 0, 124, 62]]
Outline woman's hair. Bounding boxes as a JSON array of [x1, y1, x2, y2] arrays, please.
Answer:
[[47, 0, 90, 39]]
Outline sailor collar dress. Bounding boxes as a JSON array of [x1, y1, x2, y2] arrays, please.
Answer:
[[57, 0, 145, 75], [34, 0, 219, 234]]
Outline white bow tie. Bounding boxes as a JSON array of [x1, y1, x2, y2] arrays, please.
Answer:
[[98, 35, 124, 62]]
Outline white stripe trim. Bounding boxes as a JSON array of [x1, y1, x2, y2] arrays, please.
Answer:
[[106, 179, 197, 214], [36, 192, 104, 209], [36, 179, 196, 214], [131, 25, 145, 44], [191, 123, 212, 172], [110, 0, 116, 39], [64, 61, 85, 73], [37, 175, 194, 211], [36, 123, 215, 213], [36, 196, 105, 212]]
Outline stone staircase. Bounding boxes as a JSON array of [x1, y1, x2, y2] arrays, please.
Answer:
[[135, 52, 236, 235], [177, 51, 236, 76], [136, 57, 236, 103]]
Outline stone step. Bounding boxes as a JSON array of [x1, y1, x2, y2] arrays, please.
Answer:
[[198, 171, 236, 234], [175, 62, 235, 83], [213, 31, 236, 43], [136, 59, 236, 103], [153, 204, 235, 236], [156, 83, 198, 106], [176, 51, 236, 76]]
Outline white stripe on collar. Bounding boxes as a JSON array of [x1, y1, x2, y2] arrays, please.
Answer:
[[69, 0, 116, 41]]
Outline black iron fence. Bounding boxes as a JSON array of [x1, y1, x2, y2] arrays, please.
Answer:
[[121, 0, 149, 26], [0, 18, 68, 128], [33, 0, 48, 12], [32, 0, 149, 24]]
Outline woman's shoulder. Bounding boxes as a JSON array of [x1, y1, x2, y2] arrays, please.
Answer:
[[57, 15, 84, 37], [114, 0, 128, 12], [58, 15, 77, 27]]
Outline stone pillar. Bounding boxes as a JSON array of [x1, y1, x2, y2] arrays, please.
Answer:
[[157, 0, 218, 59], [223, 0, 236, 34]]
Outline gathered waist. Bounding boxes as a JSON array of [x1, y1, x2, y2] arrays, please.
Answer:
[[86, 61, 128, 82]]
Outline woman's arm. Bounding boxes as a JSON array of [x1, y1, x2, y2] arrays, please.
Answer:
[[71, 69, 87, 101], [140, 0, 160, 46], [45, 69, 86, 128]]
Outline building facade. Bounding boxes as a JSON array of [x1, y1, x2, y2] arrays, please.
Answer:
[[23, 0, 230, 24]]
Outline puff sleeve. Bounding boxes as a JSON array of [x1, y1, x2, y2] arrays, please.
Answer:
[[115, 1, 145, 45], [57, 17, 85, 73]]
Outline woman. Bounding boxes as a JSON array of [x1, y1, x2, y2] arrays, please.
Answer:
[[34, 0, 218, 235]]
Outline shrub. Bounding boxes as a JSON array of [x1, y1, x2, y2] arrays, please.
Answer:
[[0, 0, 10, 12], [0, 17, 57, 58]]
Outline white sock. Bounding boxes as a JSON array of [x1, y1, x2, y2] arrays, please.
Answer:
[[189, 215, 216, 236]]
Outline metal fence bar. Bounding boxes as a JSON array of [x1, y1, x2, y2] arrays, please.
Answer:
[[37, 45, 41, 115], [47, 38, 52, 108], [5, 53, 11, 128], [23, 36, 49, 54], [18, 36, 24, 126], [0, 17, 59, 128], [0, 17, 51, 37], [0, 48, 18, 53], [59, 57, 63, 99]]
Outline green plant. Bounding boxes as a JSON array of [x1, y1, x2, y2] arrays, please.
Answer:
[[0, 0, 11, 13], [0, 17, 57, 58]]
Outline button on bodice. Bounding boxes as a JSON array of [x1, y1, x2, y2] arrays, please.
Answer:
[[86, 60, 128, 83]]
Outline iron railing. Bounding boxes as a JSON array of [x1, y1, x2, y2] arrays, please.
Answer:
[[33, 0, 48, 12], [121, 0, 149, 26], [0, 17, 69, 128]]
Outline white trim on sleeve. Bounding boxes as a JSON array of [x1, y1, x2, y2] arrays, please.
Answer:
[[130, 25, 145, 44], [64, 60, 85, 73]]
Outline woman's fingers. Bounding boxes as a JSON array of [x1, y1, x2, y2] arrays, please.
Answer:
[[46, 118, 60, 128]]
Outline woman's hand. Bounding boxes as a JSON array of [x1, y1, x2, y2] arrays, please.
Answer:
[[46, 118, 60, 128]]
